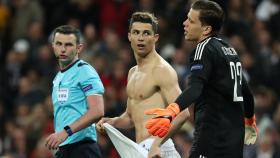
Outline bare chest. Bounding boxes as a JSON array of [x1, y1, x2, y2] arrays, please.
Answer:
[[127, 71, 158, 100]]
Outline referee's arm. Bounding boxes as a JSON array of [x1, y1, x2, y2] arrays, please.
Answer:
[[70, 94, 105, 133]]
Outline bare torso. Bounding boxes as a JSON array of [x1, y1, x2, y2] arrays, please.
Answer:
[[126, 54, 178, 143]]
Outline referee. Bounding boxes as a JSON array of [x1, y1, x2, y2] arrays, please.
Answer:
[[45, 25, 104, 158]]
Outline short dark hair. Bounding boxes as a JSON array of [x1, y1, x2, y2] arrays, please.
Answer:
[[191, 0, 224, 35], [52, 25, 82, 44], [128, 12, 158, 34]]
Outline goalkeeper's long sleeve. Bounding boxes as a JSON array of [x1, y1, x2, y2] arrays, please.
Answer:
[[175, 74, 204, 111], [242, 75, 255, 118]]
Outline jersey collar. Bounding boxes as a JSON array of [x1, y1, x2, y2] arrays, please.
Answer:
[[60, 59, 80, 73], [198, 35, 215, 44]]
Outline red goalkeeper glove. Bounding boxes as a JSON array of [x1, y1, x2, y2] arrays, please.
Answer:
[[144, 103, 180, 138], [244, 115, 258, 145]]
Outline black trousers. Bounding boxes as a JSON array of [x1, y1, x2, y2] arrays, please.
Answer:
[[55, 140, 102, 158]]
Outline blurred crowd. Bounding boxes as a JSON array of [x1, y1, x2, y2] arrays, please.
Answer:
[[0, 0, 280, 157]]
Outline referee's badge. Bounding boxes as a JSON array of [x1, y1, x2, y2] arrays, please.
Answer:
[[58, 88, 69, 103]]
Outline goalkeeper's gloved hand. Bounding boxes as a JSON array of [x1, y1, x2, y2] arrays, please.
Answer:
[[244, 115, 258, 145], [144, 103, 180, 138]]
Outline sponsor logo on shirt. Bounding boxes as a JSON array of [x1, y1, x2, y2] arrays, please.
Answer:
[[191, 64, 203, 71], [82, 84, 93, 92], [58, 88, 69, 103]]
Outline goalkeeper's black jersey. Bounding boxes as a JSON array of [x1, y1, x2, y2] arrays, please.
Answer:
[[175, 36, 254, 158]]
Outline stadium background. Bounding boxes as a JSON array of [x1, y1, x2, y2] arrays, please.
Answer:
[[0, 0, 280, 157]]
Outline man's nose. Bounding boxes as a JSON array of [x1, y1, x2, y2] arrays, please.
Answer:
[[183, 20, 187, 26], [61, 45, 66, 51], [137, 34, 144, 41], [183, 19, 189, 27]]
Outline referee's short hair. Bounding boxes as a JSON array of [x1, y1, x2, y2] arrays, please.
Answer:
[[51, 25, 82, 44]]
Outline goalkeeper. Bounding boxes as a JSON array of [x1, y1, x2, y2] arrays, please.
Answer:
[[145, 1, 258, 158]]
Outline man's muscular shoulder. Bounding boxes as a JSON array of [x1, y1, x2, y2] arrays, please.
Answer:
[[152, 59, 178, 86], [152, 59, 177, 77], [128, 66, 137, 79]]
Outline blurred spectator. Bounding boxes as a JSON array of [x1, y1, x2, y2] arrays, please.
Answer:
[[14, 102, 30, 130], [266, 39, 280, 95], [33, 44, 57, 86], [80, 23, 102, 62], [90, 54, 112, 87], [64, 0, 99, 30], [273, 103, 280, 131], [25, 104, 49, 156], [117, 45, 135, 68], [98, 0, 132, 38], [267, 0, 280, 39], [30, 136, 53, 158], [0, 100, 6, 155], [14, 76, 45, 106], [254, 86, 278, 119], [256, 0, 280, 22], [253, 127, 280, 158], [171, 48, 189, 88], [10, 0, 44, 41], [0, 0, 10, 38], [3, 120, 27, 157], [224, 0, 257, 54], [26, 21, 47, 62]]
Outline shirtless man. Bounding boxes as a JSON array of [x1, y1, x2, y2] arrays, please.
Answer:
[[96, 12, 186, 157]]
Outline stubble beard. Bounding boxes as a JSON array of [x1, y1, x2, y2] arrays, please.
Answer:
[[59, 59, 72, 67]]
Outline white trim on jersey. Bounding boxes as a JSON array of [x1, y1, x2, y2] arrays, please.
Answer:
[[213, 37, 222, 41], [194, 38, 211, 61]]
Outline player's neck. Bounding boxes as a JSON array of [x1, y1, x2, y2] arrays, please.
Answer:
[[136, 50, 158, 67], [59, 57, 79, 70], [197, 35, 211, 43]]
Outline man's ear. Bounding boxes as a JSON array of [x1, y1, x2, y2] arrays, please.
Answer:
[[128, 33, 131, 42], [77, 44, 83, 54], [154, 34, 159, 42], [203, 26, 212, 36]]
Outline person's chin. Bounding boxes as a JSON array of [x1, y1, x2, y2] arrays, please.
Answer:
[[137, 49, 146, 54], [185, 36, 191, 41], [59, 58, 68, 62], [60, 59, 71, 64], [137, 51, 149, 57], [185, 36, 195, 41]]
